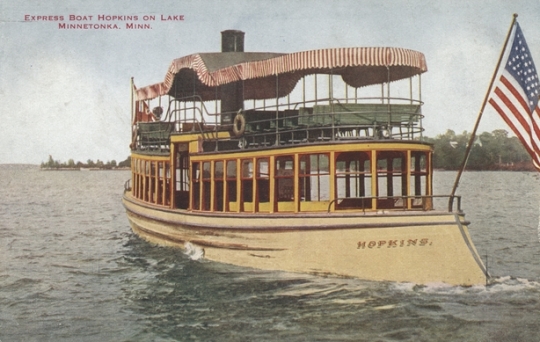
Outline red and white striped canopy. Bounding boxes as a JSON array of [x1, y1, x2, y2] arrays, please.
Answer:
[[136, 47, 427, 102]]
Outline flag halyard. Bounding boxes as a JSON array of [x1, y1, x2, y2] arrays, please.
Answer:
[[489, 23, 540, 169]]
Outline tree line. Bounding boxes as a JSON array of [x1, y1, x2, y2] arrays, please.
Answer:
[[40, 129, 534, 171], [425, 129, 534, 171], [41, 156, 131, 170]]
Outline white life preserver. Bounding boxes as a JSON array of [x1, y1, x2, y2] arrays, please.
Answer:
[[232, 110, 246, 137]]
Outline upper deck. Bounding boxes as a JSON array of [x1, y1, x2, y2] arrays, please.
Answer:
[[131, 31, 427, 154]]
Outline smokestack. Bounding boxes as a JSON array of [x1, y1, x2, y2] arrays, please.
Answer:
[[220, 30, 245, 126], [221, 30, 245, 52]]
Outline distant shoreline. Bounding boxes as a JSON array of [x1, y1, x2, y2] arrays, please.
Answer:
[[0, 163, 535, 172], [40, 167, 131, 171], [0, 164, 131, 171]]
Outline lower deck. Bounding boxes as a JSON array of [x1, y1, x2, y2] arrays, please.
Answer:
[[128, 140, 446, 215]]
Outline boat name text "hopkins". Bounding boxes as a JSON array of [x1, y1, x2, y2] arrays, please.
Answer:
[[357, 238, 431, 249]]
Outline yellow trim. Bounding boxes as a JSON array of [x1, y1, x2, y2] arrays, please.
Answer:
[[189, 161, 193, 210], [170, 145, 175, 208], [236, 158, 241, 213], [277, 201, 295, 212], [170, 132, 231, 143], [190, 140, 199, 153], [294, 154, 299, 213], [251, 157, 256, 213], [223, 169, 229, 212], [210, 161, 215, 212], [162, 161, 167, 206], [329, 151, 335, 212], [269, 155, 275, 213], [198, 162, 202, 210], [300, 201, 330, 212], [428, 151, 433, 196], [406, 150, 412, 209], [154, 161, 159, 205], [189, 142, 431, 162], [259, 202, 271, 212], [371, 150, 377, 210], [131, 153, 169, 162], [244, 202, 254, 212]]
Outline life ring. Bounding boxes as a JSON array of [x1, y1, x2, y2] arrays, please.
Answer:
[[232, 111, 246, 137]]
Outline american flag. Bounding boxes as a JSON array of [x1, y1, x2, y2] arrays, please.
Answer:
[[489, 23, 540, 170]]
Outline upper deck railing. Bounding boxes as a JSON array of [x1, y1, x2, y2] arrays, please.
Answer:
[[134, 95, 424, 152]]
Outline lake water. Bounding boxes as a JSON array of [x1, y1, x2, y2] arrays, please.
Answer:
[[1, 165, 539, 341]]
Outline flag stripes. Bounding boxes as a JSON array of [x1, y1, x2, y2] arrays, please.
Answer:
[[489, 23, 540, 170]]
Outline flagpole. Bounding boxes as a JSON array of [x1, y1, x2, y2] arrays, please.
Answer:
[[448, 14, 519, 212], [131, 77, 134, 126], [130, 77, 135, 149]]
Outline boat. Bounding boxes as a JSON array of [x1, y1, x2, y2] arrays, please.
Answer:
[[122, 30, 489, 285]]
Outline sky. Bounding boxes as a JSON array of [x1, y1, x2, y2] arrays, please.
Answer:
[[1, 0, 540, 164]]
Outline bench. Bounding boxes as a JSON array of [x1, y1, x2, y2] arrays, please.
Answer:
[[244, 110, 275, 132], [302, 103, 422, 126], [138, 122, 174, 145], [244, 110, 300, 132]]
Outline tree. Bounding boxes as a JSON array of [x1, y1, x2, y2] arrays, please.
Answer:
[[429, 130, 466, 170], [426, 129, 533, 170], [118, 156, 131, 168]]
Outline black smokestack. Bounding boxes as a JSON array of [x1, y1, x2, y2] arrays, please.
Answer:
[[220, 30, 245, 125], [221, 30, 245, 52]]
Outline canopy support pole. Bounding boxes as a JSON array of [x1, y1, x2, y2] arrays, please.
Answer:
[[419, 74, 423, 140], [448, 14, 518, 212]]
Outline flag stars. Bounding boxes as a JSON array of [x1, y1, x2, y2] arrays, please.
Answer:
[[504, 24, 540, 112]]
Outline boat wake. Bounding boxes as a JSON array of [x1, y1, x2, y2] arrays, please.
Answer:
[[184, 242, 205, 260], [485, 276, 540, 293], [391, 275, 540, 294]]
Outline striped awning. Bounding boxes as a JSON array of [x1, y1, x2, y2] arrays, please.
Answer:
[[136, 47, 427, 102]]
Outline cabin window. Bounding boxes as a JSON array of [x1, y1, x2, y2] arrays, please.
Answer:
[[130, 158, 169, 206], [410, 151, 429, 207], [202, 161, 211, 211], [139, 159, 145, 200], [376, 151, 407, 209], [132, 158, 138, 199], [214, 161, 224, 212], [335, 152, 371, 209], [175, 151, 190, 209], [191, 162, 200, 210], [226, 160, 237, 210], [164, 162, 171, 206], [157, 162, 164, 205], [299, 154, 330, 202], [241, 159, 254, 208], [147, 161, 157, 203], [256, 158, 270, 211], [138, 159, 143, 199], [134, 158, 140, 200], [275, 156, 294, 202], [142, 161, 148, 201], [175, 153, 189, 192]]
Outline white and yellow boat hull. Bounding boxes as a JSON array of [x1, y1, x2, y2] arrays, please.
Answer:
[[123, 193, 488, 286]]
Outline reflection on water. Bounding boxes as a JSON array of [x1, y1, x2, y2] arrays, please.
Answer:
[[0, 166, 539, 341]]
